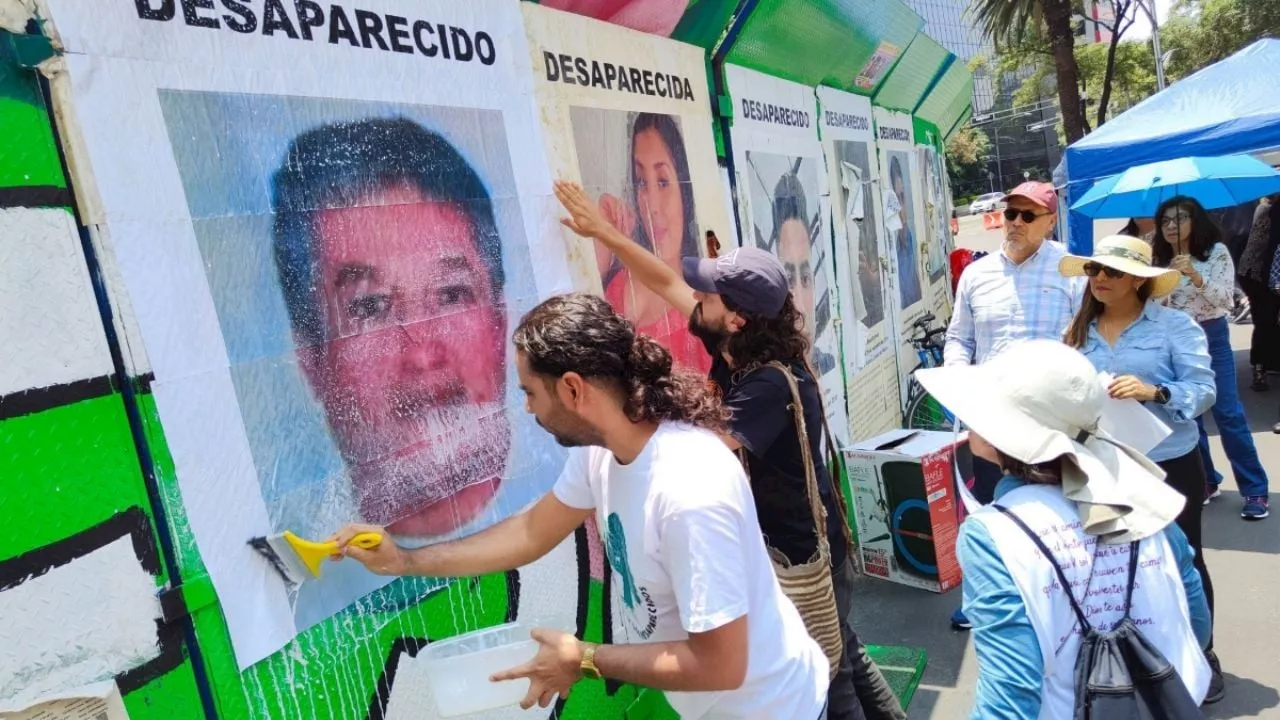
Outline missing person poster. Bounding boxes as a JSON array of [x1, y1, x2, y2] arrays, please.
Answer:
[[917, 142, 955, 321], [724, 64, 850, 445], [818, 87, 901, 440], [873, 108, 928, 403], [40, 0, 572, 668], [523, 3, 732, 374]]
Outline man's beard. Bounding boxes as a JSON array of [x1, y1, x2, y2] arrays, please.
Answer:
[[688, 302, 728, 347], [536, 411, 604, 449], [343, 401, 510, 529]]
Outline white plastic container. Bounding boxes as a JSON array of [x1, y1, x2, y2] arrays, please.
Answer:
[[419, 622, 540, 717]]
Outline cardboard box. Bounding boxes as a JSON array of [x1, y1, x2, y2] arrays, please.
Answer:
[[843, 430, 971, 593]]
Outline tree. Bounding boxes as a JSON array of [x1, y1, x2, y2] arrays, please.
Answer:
[[945, 124, 993, 199], [988, 1, 1160, 133], [1087, 0, 1139, 125], [1161, 0, 1280, 81], [1075, 40, 1157, 123], [969, 0, 1088, 142]]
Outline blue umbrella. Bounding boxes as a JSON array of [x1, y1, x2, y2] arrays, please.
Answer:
[[1070, 154, 1280, 219]]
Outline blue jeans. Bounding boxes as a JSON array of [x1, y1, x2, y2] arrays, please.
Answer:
[[1197, 316, 1270, 498]]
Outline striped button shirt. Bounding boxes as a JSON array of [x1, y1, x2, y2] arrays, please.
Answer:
[[944, 241, 1085, 367]]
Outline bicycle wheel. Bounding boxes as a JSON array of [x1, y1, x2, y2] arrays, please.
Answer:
[[905, 388, 955, 432]]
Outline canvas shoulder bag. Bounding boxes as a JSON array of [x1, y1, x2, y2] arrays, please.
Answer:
[[994, 505, 1205, 720], [738, 361, 843, 679], [802, 359, 859, 565]]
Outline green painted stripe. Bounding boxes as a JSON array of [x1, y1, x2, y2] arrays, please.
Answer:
[[0, 392, 152, 553], [0, 43, 67, 190]]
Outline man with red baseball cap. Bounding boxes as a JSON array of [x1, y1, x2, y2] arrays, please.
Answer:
[[942, 180, 1086, 630]]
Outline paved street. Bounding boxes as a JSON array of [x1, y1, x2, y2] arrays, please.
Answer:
[[853, 216, 1280, 718]]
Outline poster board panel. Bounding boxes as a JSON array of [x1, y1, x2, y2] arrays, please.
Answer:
[[42, 0, 572, 669], [524, 3, 731, 374], [873, 107, 927, 404], [724, 64, 849, 444], [817, 87, 901, 441], [917, 142, 954, 323]]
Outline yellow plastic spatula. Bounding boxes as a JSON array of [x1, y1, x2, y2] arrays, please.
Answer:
[[248, 530, 382, 586]]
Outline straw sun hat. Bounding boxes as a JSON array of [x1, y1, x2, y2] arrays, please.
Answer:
[[916, 339, 1185, 542], [1059, 234, 1182, 298]]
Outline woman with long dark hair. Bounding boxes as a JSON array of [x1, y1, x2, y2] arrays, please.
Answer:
[[1152, 196, 1272, 520], [594, 112, 708, 372], [1059, 234, 1224, 703]]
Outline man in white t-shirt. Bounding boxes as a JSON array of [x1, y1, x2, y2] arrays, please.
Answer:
[[332, 293, 828, 719]]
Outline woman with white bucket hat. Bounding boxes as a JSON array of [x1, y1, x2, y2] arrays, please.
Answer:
[[1059, 234, 1224, 703], [917, 339, 1212, 717]]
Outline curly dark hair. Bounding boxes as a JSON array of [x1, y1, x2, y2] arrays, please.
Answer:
[[721, 293, 810, 373], [513, 293, 728, 432], [1152, 195, 1221, 266]]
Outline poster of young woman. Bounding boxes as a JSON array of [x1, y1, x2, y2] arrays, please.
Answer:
[[817, 87, 902, 441], [523, 3, 731, 374], [40, 0, 575, 669], [723, 64, 850, 445], [872, 108, 928, 403]]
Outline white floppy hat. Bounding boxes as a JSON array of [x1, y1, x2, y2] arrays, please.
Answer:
[[916, 339, 1185, 542], [1059, 234, 1182, 298]]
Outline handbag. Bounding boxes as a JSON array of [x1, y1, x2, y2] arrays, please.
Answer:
[[995, 505, 1205, 720], [739, 361, 844, 679]]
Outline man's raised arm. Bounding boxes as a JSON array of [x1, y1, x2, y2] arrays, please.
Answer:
[[331, 492, 593, 578], [554, 180, 698, 320]]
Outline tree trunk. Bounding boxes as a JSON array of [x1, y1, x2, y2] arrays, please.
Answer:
[[1043, 0, 1087, 143], [1096, 32, 1122, 126]]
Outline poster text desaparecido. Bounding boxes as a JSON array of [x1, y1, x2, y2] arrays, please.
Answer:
[[134, 0, 497, 65]]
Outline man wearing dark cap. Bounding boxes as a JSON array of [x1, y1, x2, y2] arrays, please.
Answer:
[[943, 181, 1084, 629], [555, 181, 906, 720]]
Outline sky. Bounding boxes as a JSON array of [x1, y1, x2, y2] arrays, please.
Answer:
[[1125, 0, 1176, 40]]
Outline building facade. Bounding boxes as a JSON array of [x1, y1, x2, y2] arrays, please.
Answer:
[[903, 0, 1064, 196]]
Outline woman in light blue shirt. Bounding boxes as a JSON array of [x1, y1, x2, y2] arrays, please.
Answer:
[[1059, 234, 1223, 703]]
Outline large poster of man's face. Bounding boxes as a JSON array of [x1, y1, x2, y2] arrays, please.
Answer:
[[886, 150, 922, 310], [569, 108, 710, 372], [158, 91, 561, 631]]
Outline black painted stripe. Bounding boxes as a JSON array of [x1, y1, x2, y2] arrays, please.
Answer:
[[0, 507, 184, 694], [0, 372, 156, 421], [0, 185, 73, 209], [0, 507, 161, 590], [0, 375, 115, 420]]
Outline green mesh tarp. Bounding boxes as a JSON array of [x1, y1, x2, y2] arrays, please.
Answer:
[[874, 33, 950, 114], [670, 0, 740, 48], [917, 60, 973, 141], [725, 0, 922, 96]]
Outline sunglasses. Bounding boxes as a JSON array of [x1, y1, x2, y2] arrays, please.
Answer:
[[1083, 262, 1129, 279], [1004, 208, 1052, 224]]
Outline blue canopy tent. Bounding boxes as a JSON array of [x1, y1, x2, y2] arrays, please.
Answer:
[[1062, 39, 1280, 255]]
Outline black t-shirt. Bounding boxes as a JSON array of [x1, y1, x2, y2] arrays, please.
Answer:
[[705, 342, 848, 569]]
